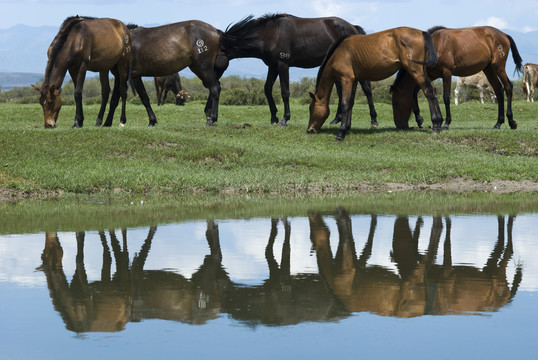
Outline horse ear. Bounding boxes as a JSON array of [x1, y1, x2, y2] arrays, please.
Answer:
[[309, 92, 317, 101], [31, 84, 40, 91]]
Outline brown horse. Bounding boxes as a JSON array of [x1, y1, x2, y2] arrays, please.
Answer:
[[122, 22, 228, 126], [154, 73, 188, 105], [391, 26, 523, 130], [220, 14, 378, 126], [308, 27, 443, 141], [32, 16, 131, 128]]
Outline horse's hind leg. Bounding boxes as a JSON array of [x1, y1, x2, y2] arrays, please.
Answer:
[[483, 65, 515, 129], [96, 71, 110, 126], [103, 70, 120, 127]]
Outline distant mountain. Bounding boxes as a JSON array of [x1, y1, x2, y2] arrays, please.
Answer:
[[0, 24, 535, 90], [0, 72, 43, 90]]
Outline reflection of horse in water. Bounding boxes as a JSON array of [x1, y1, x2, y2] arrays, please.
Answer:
[[40, 212, 522, 332], [309, 210, 522, 317], [222, 217, 348, 326], [40, 223, 231, 332]]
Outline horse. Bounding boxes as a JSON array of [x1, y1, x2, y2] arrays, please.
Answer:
[[390, 26, 523, 130], [454, 72, 496, 105], [154, 73, 189, 105], [522, 63, 538, 102], [220, 14, 378, 127], [119, 22, 228, 126], [307, 27, 443, 141], [32, 16, 131, 128]]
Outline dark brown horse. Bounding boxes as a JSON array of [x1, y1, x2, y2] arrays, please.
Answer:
[[220, 14, 377, 126], [308, 27, 443, 141], [154, 73, 188, 105], [32, 16, 131, 128], [121, 22, 228, 126], [391, 26, 523, 130]]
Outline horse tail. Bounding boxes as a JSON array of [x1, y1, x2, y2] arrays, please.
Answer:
[[506, 34, 523, 75], [316, 37, 348, 91], [422, 31, 438, 68]]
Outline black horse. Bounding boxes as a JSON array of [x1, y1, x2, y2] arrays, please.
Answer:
[[107, 21, 228, 126], [220, 14, 377, 126]]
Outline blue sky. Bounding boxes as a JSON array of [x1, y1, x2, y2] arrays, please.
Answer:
[[1, 0, 537, 33]]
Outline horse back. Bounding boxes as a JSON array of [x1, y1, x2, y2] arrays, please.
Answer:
[[431, 26, 511, 76], [130, 21, 220, 77]]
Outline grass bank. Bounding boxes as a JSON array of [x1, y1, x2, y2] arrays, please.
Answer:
[[0, 100, 537, 201]]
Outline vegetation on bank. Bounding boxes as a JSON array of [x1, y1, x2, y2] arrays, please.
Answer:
[[0, 74, 530, 106], [0, 91, 536, 201]]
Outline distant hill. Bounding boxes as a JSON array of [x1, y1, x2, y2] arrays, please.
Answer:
[[0, 24, 536, 90], [0, 72, 43, 90]]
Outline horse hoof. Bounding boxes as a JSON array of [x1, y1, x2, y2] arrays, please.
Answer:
[[335, 136, 344, 142], [509, 122, 518, 130], [119, 123, 125, 128], [493, 124, 501, 130], [442, 125, 449, 130]]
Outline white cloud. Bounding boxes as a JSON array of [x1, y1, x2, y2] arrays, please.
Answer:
[[313, 0, 344, 16], [522, 26, 536, 33], [474, 16, 508, 29]]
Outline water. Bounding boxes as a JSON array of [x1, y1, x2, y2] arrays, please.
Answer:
[[0, 196, 537, 359]]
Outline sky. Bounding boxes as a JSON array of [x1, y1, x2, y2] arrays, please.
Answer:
[[1, 0, 538, 33]]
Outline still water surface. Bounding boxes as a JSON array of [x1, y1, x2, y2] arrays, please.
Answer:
[[0, 199, 537, 359]]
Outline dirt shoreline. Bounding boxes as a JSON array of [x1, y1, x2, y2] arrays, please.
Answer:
[[2, 179, 538, 203]]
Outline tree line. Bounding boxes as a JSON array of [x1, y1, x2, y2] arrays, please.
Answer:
[[0, 75, 527, 106]]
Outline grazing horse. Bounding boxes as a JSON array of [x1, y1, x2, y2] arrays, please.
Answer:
[[121, 22, 228, 126], [391, 26, 523, 130], [220, 14, 378, 126], [308, 27, 443, 141], [454, 72, 496, 105], [522, 63, 538, 102], [32, 16, 131, 128], [154, 73, 189, 105]]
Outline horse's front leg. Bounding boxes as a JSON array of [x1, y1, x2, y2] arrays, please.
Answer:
[[265, 66, 279, 124], [95, 71, 110, 126], [131, 76, 158, 126], [336, 80, 357, 141], [330, 81, 343, 125], [411, 86, 424, 128], [277, 63, 291, 126], [359, 80, 378, 128], [71, 67, 87, 128]]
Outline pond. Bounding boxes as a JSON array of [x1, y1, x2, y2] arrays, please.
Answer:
[[0, 193, 537, 359]]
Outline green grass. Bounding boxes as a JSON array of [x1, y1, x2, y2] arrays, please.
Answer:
[[0, 99, 537, 200]]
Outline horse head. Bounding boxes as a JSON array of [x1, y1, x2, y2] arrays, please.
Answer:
[[32, 83, 62, 128], [175, 90, 190, 106], [307, 92, 330, 133], [390, 71, 415, 129]]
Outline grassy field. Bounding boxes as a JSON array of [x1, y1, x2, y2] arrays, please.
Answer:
[[0, 98, 537, 201]]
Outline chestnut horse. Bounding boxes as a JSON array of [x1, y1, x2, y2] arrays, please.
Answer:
[[121, 22, 228, 126], [391, 26, 523, 130], [220, 14, 378, 126], [308, 27, 443, 141], [32, 16, 131, 128]]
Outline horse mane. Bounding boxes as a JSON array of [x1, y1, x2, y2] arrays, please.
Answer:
[[45, 16, 95, 83], [428, 25, 446, 34], [221, 13, 289, 57], [354, 25, 366, 35], [315, 36, 349, 91]]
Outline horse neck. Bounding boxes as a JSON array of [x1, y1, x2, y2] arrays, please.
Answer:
[[44, 48, 70, 89], [315, 69, 335, 105]]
